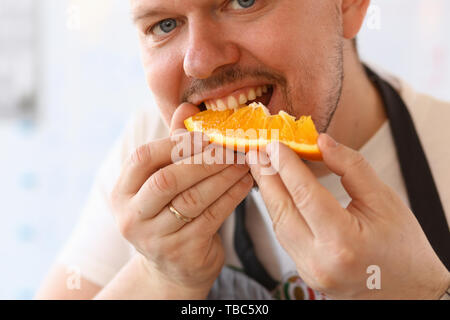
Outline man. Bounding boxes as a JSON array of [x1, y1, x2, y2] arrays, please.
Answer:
[[36, 0, 450, 299]]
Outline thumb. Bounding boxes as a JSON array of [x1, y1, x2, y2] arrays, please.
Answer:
[[170, 103, 200, 136], [318, 133, 385, 202]]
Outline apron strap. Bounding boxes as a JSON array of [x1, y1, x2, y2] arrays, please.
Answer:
[[234, 67, 450, 290], [234, 198, 279, 291], [365, 66, 450, 269]]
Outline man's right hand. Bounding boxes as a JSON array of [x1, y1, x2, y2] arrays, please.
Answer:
[[109, 104, 253, 298]]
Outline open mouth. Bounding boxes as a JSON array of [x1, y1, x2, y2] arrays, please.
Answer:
[[198, 84, 274, 112]]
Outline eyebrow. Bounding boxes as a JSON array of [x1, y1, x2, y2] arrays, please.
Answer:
[[131, 8, 165, 24]]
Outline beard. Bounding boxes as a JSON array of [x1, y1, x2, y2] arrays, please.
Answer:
[[310, 40, 344, 134], [181, 41, 344, 135]]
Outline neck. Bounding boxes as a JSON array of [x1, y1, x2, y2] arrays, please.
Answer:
[[307, 41, 387, 178]]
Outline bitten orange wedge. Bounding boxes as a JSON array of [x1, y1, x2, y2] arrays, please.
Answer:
[[184, 102, 322, 161]]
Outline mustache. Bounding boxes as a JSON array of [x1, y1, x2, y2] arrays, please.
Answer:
[[181, 66, 288, 104]]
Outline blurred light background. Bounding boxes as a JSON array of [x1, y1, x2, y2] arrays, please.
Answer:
[[0, 0, 449, 299]]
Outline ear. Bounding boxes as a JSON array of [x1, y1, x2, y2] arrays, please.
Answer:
[[341, 0, 371, 39]]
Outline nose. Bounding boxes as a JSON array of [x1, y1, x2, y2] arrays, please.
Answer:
[[183, 19, 240, 79]]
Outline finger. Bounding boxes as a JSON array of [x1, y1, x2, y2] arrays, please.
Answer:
[[246, 150, 312, 238], [267, 142, 348, 236], [182, 173, 254, 237], [170, 103, 200, 135], [113, 131, 209, 196], [318, 133, 385, 202], [151, 164, 250, 235], [131, 147, 237, 219], [246, 151, 313, 248]]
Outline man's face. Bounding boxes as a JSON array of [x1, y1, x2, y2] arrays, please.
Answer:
[[132, 0, 344, 132]]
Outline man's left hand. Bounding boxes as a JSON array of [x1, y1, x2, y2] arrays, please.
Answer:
[[247, 134, 450, 299]]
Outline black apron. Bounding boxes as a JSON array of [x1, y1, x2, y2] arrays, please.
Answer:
[[233, 66, 450, 293]]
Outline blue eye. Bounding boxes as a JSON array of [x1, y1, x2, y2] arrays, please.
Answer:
[[154, 18, 177, 35], [230, 0, 256, 9]]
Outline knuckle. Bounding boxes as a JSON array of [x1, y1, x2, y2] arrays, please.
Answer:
[[179, 187, 202, 208], [200, 162, 214, 175], [109, 191, 135, 240], [225, 182, 246, 203], [130, 143, 153, 166], [201, 162, 223, 176], [332, 245, 357, 269], [222, 166, 250, 185], [309, 263, 337, 291], [290, 183, 314, 209], [310, 244, 357, 291], [270, 199, 293, 234], [148, 168, 178, 195], [201, 207, 218, 225], [117, 214, 134, 240], [216, 167, 234, 183], [349, 153, 369, 172]]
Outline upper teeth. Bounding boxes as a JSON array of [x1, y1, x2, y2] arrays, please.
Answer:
[[204, 85, 269, 111]]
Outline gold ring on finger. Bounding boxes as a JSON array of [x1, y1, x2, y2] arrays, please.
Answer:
[[168, 203, 193, 223]]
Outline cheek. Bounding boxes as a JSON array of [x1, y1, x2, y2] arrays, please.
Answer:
[[141, 44, 184, 125], [230, 4, 328, 89], [236, 2, 342, 117]]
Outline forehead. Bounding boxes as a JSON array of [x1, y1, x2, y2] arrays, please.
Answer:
[[130, 0, 212, 23], [130, 0, 216, 11]]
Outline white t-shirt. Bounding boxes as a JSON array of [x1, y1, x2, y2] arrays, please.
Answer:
[[57, 69, 450, 298]]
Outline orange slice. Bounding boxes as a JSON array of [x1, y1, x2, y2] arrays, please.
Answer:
[[184, 102, 322, 161]]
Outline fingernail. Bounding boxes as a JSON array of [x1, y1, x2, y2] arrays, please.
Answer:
[[321, 134, 338, 148]]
